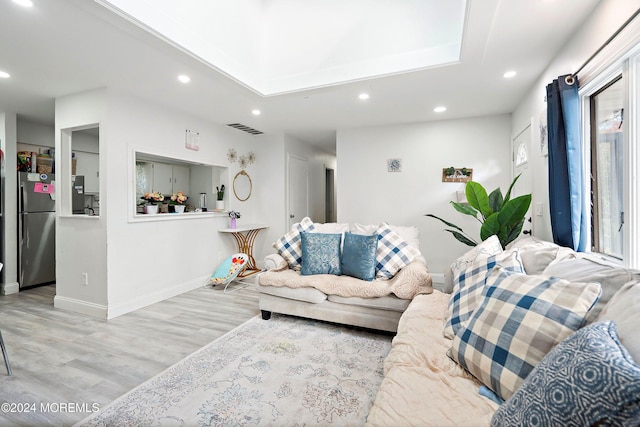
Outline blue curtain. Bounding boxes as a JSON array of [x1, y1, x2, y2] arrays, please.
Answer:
[[546, 74, 587, 251]]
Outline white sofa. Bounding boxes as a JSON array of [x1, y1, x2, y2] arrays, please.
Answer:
[[257, 221, 433, 333], [366, 236, 640, 425]]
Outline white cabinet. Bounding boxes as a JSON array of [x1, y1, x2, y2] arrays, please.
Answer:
[[171, 165, 190, 194], [74, 151, 99, 194], [152, 162, 190, 195]]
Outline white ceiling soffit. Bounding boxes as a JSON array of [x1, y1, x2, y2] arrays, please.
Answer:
[[96, 0, 467, 95]]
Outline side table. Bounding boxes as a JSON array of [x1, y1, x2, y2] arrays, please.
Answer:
[[218, 224, 269, 277]]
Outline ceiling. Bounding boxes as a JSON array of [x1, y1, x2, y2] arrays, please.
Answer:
[[0, 0, 601, 154]]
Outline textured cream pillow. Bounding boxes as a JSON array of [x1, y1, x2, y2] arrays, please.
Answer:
[[597, 280, 640, 364]]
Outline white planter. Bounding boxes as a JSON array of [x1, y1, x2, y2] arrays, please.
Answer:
[[144, 205, 158, 215], [174, 205, 186, 213], [215, 200, 225, 211]]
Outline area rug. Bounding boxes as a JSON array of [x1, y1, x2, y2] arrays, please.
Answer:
[[77, 315, 392, 427]]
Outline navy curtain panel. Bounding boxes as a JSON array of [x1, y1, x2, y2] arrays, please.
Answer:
[[546, 74, 587, 252]]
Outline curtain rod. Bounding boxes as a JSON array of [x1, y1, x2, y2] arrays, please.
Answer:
[[570, 7, 640, 82]]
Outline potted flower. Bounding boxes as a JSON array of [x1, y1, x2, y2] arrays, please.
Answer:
[[141, 192, 164, 214], [216, 185, 225, 210], [229, 210, 241, 229], [169, 191, 188, 213]]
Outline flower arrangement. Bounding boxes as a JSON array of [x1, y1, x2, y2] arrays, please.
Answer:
[[229, 210, 241, 219], [141, 192, 164, 205], [216, 185, 225, 201], [169, 191, 188, 205]]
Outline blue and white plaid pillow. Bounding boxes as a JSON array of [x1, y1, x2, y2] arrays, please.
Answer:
[[375, 222, 420, 280], [451, 267, 601, 400], [443, 249, 524, 339], [273, 217, 315, 270]]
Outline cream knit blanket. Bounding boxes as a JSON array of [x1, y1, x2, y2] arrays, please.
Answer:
[[258, 260, 433, 300]]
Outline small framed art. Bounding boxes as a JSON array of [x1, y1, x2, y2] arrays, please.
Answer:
[[387, 158, 402, 172]]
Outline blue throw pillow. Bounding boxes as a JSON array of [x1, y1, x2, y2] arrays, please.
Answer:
[[341, 232, 378, 281], [300, 232, 342, 276], [491, 321, 640, 426]]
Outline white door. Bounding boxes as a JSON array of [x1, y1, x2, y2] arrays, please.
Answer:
[[74, 151, 99, 193], [288, 155, 309, 228], [171, 165, 190, 194], [153, 162, 173, 195], [512, 123, 533, 234]]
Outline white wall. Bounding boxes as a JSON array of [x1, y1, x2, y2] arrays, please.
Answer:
[[511, 0, 640, 243], [337, 114, 512, 276], [51, 88, 290, 318], [0, 112, 19, 294]]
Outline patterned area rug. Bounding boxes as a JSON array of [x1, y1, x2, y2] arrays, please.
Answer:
[[77, 315, 392, 427]]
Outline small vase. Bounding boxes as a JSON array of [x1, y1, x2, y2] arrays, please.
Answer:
[[144, 205, 158, 215], [230, 217, 237, 229], [215, 200, 224, 211], [174, 205, 186, 214]]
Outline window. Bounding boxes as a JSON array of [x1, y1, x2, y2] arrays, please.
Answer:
[[589, 76, 624, 258]]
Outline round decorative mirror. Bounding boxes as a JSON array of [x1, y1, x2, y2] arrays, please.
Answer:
[[233, 170, 252, 201]]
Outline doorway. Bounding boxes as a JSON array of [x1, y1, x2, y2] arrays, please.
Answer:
[[325, 167, 336, 223], [287, 154, 309, 228]]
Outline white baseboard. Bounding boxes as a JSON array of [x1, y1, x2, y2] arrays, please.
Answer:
[[106, 276, 208, 319], [54, 295, 108, 319], [1, 282, 19, 295]]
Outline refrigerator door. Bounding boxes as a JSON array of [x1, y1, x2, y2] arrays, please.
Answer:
[[18, 172, 56, 213], [72, 175, 85, 214], [18, 211, 56, 288]]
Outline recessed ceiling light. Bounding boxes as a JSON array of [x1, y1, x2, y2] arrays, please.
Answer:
[[0, 71, 10, 79], [358, 93, 370, 100], [12, 0, 33, 7], [503, 70, 517, 79], [434, 106, 447, 113], [252, 109, 261, 116], [177, 74, 190, 83]]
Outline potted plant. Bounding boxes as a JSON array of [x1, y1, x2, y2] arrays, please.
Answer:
[[426, 174, 531, 249], [216, 185, 225, 210], [141, 192, 164, 215], [169, 191, 188, 213], [228, 210, 241, 229]]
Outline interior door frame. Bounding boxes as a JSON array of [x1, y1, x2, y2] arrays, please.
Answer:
[[286, 153, 309, 229]]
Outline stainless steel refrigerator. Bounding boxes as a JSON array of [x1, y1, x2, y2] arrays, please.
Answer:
[[18, 172, 56, 288]]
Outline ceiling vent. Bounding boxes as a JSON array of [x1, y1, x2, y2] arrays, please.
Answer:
[[227, 123, 264, 135]]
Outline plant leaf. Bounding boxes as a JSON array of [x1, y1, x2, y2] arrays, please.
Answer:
[[480, 213, 501, 241], [503, 173, 522, 204], [465, 181, 493, 219], [450, 201, 479, 219], [502, 219, 525, 248], [498, 194, 532, 228], [488, 188, 504, 212], [445, 229, 477, 247], [424, 214, 464, 232]]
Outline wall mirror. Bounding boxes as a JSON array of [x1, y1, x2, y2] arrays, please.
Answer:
[[233, 170, 252, 201]]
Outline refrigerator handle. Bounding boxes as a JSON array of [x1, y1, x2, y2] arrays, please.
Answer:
[[19, 182, 26, 213]]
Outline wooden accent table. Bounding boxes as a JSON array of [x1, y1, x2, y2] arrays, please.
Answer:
[[218, 224, 269, 277]]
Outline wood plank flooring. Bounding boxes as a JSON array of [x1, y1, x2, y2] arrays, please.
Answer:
[[0, 282, 259, 426]]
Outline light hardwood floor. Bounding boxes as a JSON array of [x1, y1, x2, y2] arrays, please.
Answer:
[[0, 282, 259, 426]]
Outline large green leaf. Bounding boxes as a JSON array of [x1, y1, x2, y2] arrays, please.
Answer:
[[450, 201, 479, 219], [424, 214, 464, 232], [498, 194, 532, 228], [488, 188, 504, 212], [480, 213, 501, 241], [466, 182, 493, 219], [502, 219, 525, 248], [503, 173, 522, 204], [445, 229, 477, 247]]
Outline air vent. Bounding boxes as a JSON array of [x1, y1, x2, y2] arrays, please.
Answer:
[[227, 123, 264, 135]]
